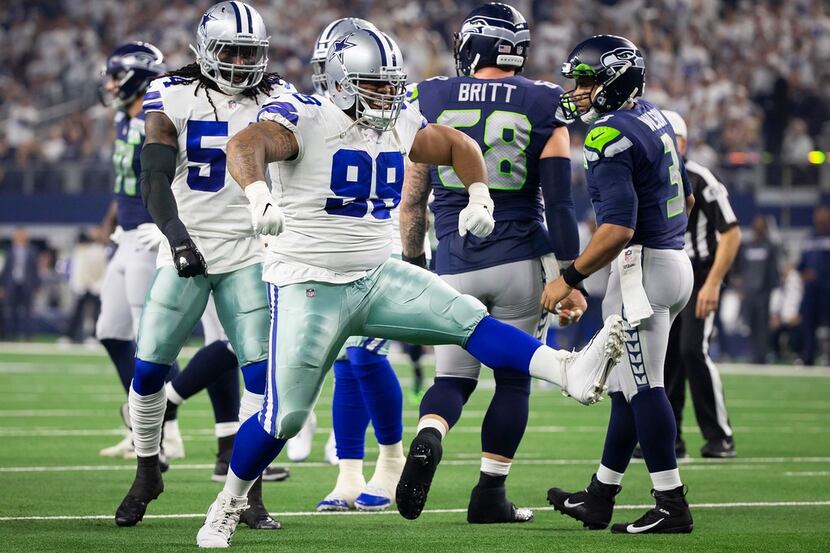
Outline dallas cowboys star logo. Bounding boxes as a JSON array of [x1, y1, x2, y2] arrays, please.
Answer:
[[329, 34, 356, 63], [200, 10, 217, 30]]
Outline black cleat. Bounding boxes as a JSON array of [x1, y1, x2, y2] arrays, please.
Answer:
[[212, 443, 233, 483], [240, 477, 281, 530], [633, 438, 688, 460], [701, 436, 735, 458], [547, 474, 620, 530], [467, 485, 533, 524], [396, 429, 443, 520], [261, 465, 290, 482], [611, 486, 693, 534], [115, 456, 164, 527]]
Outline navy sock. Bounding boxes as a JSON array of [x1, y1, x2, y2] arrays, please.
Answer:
[[419, 376, 477, 429], [229, 414, 286, 481], [332, 359, 370, 459], [241, 359, 267, 394], [348, 347, 402, 445], [100, 338, 135, 393], [631, 387, 678, 473], [465, 316, 537, 374], [481, 369, 530, 458], [166, 361, 180, 381], [600, 392, 639, 473], [169, 341, 237, 400], [206, 345, 241, 424], [133, 359, 169, 395]]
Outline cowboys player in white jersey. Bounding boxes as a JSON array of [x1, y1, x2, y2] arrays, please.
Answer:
[[114, 0, 293, 531], [195, 27, 625, 548]]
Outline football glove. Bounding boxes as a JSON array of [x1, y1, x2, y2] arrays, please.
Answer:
[[109, 225, 125, 245], [135, 223, 166, 252], [245, 180, 284, 236], [171, 239, 207, 278], [458, 182, 495, 238]]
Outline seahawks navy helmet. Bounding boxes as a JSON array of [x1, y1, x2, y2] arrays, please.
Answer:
[[560, 35, 645, 123], [454, 3, 530, 77], [100, 42, 166, 109]]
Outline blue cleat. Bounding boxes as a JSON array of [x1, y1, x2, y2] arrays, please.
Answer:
[[316, 497, 351, 512], [355, 487, 392, 511]]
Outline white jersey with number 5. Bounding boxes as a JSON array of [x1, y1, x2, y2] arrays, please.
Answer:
[[142, 76, 294, 274], [258, 93, 427, 286]]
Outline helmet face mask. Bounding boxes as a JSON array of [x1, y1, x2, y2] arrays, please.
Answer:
[[195, 1, 269, 96], [99, 42, 166, 109], [454, 2, 530, 77], [311, 17, 378, 96], [325, 29, 407, 132]]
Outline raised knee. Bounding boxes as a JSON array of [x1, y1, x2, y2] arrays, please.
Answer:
[[276, 410, 311, 440]]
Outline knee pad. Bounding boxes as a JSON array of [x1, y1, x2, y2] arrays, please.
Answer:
[[276, 409, 312, 440], [133, 359, 170, 395], [241, 360, 267, 395]]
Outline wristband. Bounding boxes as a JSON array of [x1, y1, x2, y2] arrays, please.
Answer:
[[402, 252, 427, 269], [562, 263, 588, 288]]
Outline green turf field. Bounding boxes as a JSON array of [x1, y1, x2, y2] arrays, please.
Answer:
[[0, 345, 828, 552]]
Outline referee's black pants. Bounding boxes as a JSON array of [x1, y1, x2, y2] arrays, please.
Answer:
[[665, 268, 734, 442]]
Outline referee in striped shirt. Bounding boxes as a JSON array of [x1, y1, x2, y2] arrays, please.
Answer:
[[658, 111, 742, 458]]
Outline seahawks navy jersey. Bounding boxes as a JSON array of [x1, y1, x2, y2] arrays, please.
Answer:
[[112, 110, 152, 230], [583, 99, 690, 249], [409, 75, 566, 275]]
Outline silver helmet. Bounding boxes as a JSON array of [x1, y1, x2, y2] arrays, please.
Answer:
[[325, 28, 407, 132], [311, 18, 378, 95], [194, 1, 269, 95]]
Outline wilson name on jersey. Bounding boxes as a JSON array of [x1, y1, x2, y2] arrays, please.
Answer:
[[256, 93, 427, 285]]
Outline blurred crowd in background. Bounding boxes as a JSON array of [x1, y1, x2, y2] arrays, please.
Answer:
[[1, 0, 829, 364]]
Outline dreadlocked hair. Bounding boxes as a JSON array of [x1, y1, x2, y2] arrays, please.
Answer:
[[164, 63, 285, 121]]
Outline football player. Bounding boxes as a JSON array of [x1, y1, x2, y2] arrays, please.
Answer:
[[544, 35, 696, 534], [195, 27, 625, 548], [397, 2, 587, 523], [114, 1, 293, 530]]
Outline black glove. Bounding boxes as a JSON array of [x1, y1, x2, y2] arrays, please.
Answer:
[[171, 239, 207, 278], [402, 252, 427, 269]]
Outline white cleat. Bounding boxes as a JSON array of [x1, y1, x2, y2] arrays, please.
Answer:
[[324, 430, 338, 465], [286, 412, 316, 462], [162, 419, 186, 460], [561, 315, 626, 405], [197, 491, 248, 548], [99, 431, 135, 458]]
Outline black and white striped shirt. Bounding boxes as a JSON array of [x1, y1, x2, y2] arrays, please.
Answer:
[[683, 160, 738, 263]]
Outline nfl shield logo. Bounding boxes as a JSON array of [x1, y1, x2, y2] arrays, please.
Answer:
[[306, 288, 316, 298], [624, 249, 633, 262], [228, 99, 238, 109]]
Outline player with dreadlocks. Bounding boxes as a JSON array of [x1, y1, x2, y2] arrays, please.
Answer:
[[113, 0, 294, 530]]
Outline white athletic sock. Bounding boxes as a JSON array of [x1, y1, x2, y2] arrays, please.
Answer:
[[329, 459, 365, 501], [366, 442, 405, 493], [215, 421, 239, 438], [129, 386, 167, 457], [528, 345, 570, 388], [480, 457, 511, 476], [238, 391, 264, 422], [597, 464, 625, 486], [416, 417, 447, 439], [224, 466, 256, 498], [164, 381, 184, 405], [650, 468, 682, 491]]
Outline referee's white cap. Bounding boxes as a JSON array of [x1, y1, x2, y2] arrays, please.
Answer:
[[662, 110, 687, 138]]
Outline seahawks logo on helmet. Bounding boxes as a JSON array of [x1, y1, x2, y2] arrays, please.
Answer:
[[600, 48, 642, 71]]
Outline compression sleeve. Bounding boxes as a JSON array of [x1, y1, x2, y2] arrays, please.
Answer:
[[139, 143, 190, 246], [539, 157, 580, 262]]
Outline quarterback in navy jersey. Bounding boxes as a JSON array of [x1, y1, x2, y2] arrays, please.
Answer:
[[544, 35, 697, 534], [398, 2, 590, 524]]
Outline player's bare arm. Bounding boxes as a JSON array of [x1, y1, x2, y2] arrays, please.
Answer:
[[400, 162, 431, 262], [696, 223, 741, 319]]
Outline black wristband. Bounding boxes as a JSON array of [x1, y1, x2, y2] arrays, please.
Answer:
[[562, 263, 588, 288], [402, 252, 427, 269]]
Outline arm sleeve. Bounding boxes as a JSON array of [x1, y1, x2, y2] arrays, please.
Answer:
[[539, 156, 579, 261], [587, 158, 638, 229], [140, 142, 189, 246]]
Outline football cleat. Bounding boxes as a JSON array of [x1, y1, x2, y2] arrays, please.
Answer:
[[547, 473, 620, 530], [560, 315, 625, 405], [316, 496, 352, 512], [467, 485, 533, 524], [197, 491, 248, 548], [355, 485, 393, 511], [356, 451, 405, 511], [396, 430, 443, 520], [240, 478, 281, 530], [114, 456, 164, 527], [213, 449, 289, 483], [99, 431, 135, 459], [162, 419, 185, 460], [701, 437, 735, 458], [317, 472, 365, 512], [261, 465, 291, 482], [611, 486, 693, 534], [286, 412, 316, 462]]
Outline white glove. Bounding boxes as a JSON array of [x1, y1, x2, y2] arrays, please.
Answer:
[[245, 180, 284, 236], [135, 223, 166, 251], [458, 182, 495, 238], [109, 225, 124, 245]]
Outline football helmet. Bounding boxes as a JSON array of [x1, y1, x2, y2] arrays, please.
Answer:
[[100, 42, 166, 109], [560, 35, 646, 123], [194, 1, 269, 95], [311, 18, 378, 95], [325, 28, 407, 132], [454, 2, 530, 77]]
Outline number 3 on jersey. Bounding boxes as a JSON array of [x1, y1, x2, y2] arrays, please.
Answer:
[[326, 149, 403, 220], [436, 109, 530, 191]]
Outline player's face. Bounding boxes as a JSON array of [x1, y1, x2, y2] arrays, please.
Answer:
[[357, 80, 398, 110], [572, 76, 597, 113], [217, 45, 261, 84]]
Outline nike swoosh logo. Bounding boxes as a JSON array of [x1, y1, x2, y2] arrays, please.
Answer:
[[626, 518, 664, 533], [589, 130, 606, 142], [563, 498, 584, 509]]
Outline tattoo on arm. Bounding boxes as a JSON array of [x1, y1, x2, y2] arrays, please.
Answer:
[[227, 121, 299, 188], [400, 162, 431, 257], [144, 112, 178, 148]]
